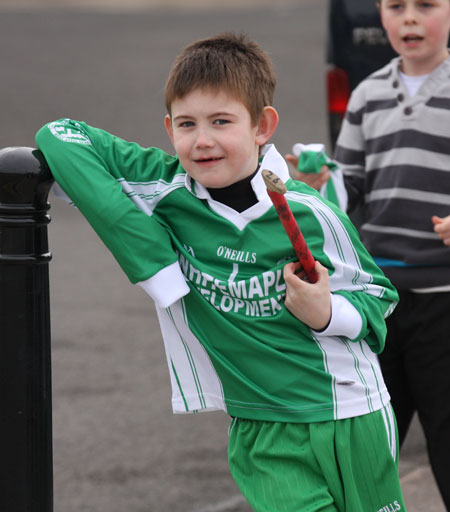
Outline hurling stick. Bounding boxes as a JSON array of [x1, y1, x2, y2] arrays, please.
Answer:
[[262, 169, 318, 283]]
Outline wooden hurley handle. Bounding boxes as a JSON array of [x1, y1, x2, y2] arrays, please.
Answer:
[[262, 169, 287, 194], [262, 168, 318, 283]]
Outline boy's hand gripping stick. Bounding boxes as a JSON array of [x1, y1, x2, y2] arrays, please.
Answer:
[[262, 169, 318, 283]]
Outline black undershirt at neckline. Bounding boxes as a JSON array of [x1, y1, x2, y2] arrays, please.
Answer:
[[207, 169, 258, 213]]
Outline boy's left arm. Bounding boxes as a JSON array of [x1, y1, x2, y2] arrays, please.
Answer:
[[432, 214, 450, 246], [284, 204, 398, 354]]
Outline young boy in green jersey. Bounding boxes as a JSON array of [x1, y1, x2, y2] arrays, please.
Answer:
[[36, 33, 406, 511]]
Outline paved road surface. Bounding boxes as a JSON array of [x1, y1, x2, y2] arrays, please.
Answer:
[[0, 1, 445, 510]]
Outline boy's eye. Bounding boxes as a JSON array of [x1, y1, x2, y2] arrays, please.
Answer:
[[384, 0, 403, 9], [213, 119, 229, 126], [387, 3, 403, 10], [179, 121, 194, 128]]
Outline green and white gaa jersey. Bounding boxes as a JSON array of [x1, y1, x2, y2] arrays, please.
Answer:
[[36, 119, 399, 423]]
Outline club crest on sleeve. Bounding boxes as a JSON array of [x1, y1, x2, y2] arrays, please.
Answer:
[[48, 120, 92, 145]]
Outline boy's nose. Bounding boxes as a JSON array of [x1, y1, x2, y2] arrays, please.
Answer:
[[195, 131, 214, 148], [403, 5, 418, 24]]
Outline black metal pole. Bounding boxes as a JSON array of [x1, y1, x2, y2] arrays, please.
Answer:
[[0, 147, 54, 512]]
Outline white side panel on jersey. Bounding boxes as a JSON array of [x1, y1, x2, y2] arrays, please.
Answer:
[[156, 299, 226, 414], [313, 334, 389, 420]]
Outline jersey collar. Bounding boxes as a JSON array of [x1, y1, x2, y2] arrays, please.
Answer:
[[183, 145, 290, 230]]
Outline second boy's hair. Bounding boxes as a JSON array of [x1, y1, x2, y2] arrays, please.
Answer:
[[164, 32, 277, 125]]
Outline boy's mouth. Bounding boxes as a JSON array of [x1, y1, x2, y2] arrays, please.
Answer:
[[194, 157, 223, 163], [402, 34, 424, 42]]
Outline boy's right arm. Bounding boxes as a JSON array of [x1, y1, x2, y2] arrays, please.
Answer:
[[36, 119, 189, 308]]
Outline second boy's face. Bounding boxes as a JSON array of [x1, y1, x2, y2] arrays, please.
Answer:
[[165, 88, 277, 189], [380, 0, 450, 75]]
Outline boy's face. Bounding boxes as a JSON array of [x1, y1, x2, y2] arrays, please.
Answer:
[[164, 88, 278, 189], [379, 0, 450, 75]]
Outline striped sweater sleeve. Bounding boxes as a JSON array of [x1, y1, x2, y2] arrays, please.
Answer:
[[333, 84, 367, 213]]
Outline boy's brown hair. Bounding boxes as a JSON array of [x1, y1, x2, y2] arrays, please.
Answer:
[[164, 32, 276, 125]]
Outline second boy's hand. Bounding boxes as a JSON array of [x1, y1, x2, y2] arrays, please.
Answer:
[[284, 152, 330, 190], [432, 214, 450, 246], [283, 261, 331, 330]]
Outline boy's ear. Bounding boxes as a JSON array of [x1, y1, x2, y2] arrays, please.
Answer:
[[377, 2, 386, 29], [255, 106, 279, 146], [164, 114, 175, 145]]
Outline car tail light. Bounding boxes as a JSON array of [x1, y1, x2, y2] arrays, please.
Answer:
[[327, 67, 350, 116]]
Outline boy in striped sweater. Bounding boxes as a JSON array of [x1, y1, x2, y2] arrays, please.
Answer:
[[36, 33, 405, 511], [332, 0, 450, 507]]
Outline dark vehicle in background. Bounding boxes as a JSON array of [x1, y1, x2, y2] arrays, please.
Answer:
[[326, 0, 396, 150]]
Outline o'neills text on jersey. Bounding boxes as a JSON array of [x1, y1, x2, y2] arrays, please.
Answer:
[[217, 246, 257, 264]]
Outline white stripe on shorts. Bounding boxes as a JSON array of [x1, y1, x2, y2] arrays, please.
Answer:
[[381, 403, 397, 461]]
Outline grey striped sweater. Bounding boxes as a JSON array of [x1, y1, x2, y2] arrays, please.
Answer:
[[334, 56, 450, 290]]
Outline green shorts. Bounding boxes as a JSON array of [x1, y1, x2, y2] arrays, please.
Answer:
[[228, 404, 406, 512]]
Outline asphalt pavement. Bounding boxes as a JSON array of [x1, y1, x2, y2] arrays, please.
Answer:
[[0, 0, 446, 510]]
